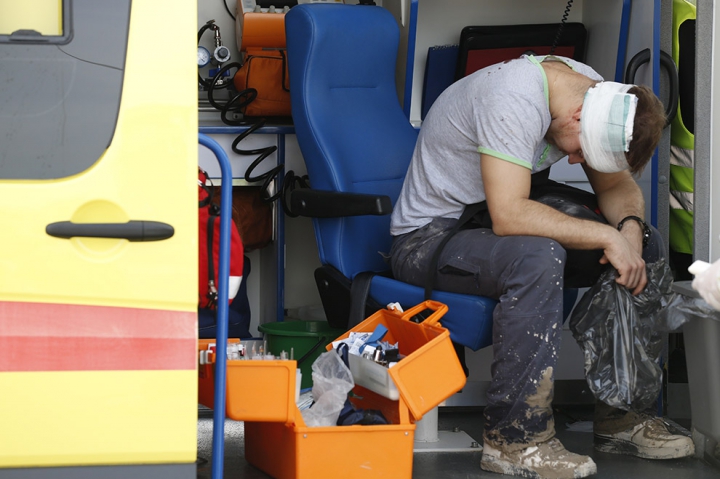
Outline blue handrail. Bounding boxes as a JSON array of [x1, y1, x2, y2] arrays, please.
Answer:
[[198, 133, 233, 479], [614, 0, 632, 82]]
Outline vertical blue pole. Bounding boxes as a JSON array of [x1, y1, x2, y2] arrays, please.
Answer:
[[276, 133, 286, 323], [650, 0, 661, 228], [615, 0, 633, 82], [198, 133, 233, 479], [652, 0, 663, 418], [402, 0, 419, 120]]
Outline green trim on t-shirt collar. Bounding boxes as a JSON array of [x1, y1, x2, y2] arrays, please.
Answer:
[[478, 146, 533, 169], [527, 54, 581, 107], [534, 55, 579, 71], [527, 55, 550, 106]]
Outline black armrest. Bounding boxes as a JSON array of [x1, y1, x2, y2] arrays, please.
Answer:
[[290, 189, 392, 218]]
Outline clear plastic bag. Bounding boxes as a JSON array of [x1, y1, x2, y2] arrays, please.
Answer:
[[569, 259, 688, 411], [300, 351, 354, 427]]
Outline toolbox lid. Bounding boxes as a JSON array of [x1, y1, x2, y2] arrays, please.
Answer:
[[332, 301, 467, 421]]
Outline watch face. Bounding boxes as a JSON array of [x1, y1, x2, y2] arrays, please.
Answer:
[[197, 46, 211, 67]]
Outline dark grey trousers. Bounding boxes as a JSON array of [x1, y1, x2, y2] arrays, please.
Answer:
[[389, 217, 664, 449]]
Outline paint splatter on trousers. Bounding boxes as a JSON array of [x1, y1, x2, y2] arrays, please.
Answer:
[[389, 217, 665, 450]]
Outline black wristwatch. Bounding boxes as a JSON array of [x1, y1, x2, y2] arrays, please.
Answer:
[[617, 215, 651, 248]]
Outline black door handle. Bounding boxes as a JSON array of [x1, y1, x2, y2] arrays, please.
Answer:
[[624, 48, 679, 126], [46, 221, 174, 241]]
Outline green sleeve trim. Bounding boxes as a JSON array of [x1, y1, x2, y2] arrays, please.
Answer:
[[478, 146, 532, 169], [537, 144, 552, 168]]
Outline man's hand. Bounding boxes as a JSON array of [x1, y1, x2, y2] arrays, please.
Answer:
[[599, 224, 647, 295]]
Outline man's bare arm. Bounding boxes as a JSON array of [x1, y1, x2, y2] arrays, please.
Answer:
[[583, 164, 646, 251]]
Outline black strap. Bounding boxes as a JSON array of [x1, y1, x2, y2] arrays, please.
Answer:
[[296, 336, 328, 366], [199, 169, 214, 208], [424, 201, 489, 300], [206, 211, 218, 307], [348, 271, 377, 328], [279, 49, 290, 92]]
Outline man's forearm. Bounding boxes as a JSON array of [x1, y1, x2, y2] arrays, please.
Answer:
[[595, 177, 646, 227], [491, 197, 619, 251], [592, 177, 647, 252]]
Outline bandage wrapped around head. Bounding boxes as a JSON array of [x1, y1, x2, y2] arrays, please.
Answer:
[[580, 82, 638, 173]]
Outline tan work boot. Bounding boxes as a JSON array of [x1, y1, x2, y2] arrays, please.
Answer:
[[481, 437, 597, 479], [594, 416, 695, 459]]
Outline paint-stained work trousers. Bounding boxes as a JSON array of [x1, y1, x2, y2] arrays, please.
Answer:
[[389, 217, 664, 450]]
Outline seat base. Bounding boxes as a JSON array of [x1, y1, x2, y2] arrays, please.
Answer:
[[314, 266, 384, 330], [414, 430, 481, 453], [414, 406, 481, 453]]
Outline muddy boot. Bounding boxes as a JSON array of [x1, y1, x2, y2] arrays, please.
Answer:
[[481, 437, 597, 479], [594, 403, 694, 459], [594, 416, 694, 459]]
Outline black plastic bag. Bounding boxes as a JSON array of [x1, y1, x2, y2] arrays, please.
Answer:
[[569, 259, 688, 411], [657, 288, 720, 326]]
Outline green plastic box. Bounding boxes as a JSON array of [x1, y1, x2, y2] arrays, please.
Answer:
[[258, 321, 345, 389]]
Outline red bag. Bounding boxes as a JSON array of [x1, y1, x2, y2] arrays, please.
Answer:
[[199, 168, 244, 309]]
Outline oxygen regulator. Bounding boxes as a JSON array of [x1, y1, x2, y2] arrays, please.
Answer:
[[197, 20, 232, 90]]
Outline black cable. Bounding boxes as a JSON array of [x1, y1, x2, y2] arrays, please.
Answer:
[[219, 88, 257, 126], [223, 0, 236, 21], [549, 0, 574, 56], [204, 62, 260, 127], [206, 62, 247, 114], [231, 120, 285, 202], [198, 50, 287, 204], [197, 20, 215, 42]]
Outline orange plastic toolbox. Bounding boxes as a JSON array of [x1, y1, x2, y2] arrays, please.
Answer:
[[198, 339, 298, 423], [242, 301, 466, 479]]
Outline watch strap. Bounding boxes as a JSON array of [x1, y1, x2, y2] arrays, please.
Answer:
[[617, 215, 650, 247]]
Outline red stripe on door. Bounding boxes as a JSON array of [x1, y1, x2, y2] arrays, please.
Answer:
[[0, 301, 197, 372]]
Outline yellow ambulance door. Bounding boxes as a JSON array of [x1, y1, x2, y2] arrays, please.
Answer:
[[0, 0, 199, 472]]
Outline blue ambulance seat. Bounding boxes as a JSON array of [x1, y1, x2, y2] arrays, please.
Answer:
[[284, 3, 496, 351]]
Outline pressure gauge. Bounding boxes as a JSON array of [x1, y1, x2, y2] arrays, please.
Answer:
[[214, 45, 231, 64], [197, 46, 211, 67]]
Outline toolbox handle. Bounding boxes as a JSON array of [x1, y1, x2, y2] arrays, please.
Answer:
[[399, 300, 448, 327]]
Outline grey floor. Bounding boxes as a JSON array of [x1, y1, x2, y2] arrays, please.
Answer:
[[196, 405, 720, 479]]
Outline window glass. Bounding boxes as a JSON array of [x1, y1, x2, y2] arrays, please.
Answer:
[[0, 0, 130, 180], [0, 0, 68, 41]]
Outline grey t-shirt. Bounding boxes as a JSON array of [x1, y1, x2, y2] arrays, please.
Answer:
[[390, 55, 603, 236]]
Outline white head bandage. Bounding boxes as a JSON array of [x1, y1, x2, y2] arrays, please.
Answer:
[[580, 82, 638, 173]]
